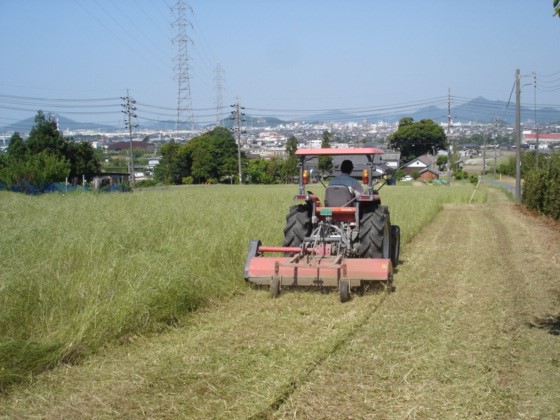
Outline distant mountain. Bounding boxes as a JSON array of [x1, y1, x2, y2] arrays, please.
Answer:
[[304, 109, 362, 123], [142, 120, 179, 131], [300, 98, 560, 125], [1, 114, 117, 134], [221, 115, 286, 128], [409, 97, 560, 125], [3, 98, 558, 134]]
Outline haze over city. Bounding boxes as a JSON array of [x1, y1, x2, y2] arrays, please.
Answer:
[[1, 0, 559, 129]]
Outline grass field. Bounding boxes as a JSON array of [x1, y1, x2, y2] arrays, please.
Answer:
[[0, 183, 485, 390]]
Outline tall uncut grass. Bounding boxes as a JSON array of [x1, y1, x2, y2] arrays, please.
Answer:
[[0, 182, 485, 389]]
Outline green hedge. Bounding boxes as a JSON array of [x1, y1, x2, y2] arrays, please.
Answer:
[[522, 153, 560, 220]]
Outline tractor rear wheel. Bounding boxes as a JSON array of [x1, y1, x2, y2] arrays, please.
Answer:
[[358, 205, 390, 259], [282, 203, 312, 249], [390, 225, 401, 267]]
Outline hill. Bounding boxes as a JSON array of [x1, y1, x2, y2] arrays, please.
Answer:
[[411, 97, 560, 124], [221, 115, 286, 128], [3, 97, 559, 133], [1, 114, 117, 134]]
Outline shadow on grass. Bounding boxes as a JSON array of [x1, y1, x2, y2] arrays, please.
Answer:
[[528, 314, 560, 336]]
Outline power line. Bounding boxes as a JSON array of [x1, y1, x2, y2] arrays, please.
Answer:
[[2, 90, 559, 131], [73, 0, 167, 74]]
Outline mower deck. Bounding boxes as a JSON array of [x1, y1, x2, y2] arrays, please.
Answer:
[[244, 241, 393, 298]]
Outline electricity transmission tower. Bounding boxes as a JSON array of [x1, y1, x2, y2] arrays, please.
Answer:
[[121, 90, 138, 187], [171, 0, 195, 132], [230, 102, 245, 184], [214, 62, 224, 127]]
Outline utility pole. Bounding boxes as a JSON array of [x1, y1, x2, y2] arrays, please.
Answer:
[[515, 69, 522, 203], [492, 117, 501, 179], [121, 90, 138, 187], [171, 0, 195, 133], [447, 88, 452, 185], [494, 136, 497, 178], [533, 72, 539, 169], [482, 128, 487, 178], [214, 62, 224, 127], [230, 101, 245, 184]]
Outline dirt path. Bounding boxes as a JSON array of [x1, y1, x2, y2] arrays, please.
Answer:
[[275, 189, 560, 418], [1, 188, 559, 418]]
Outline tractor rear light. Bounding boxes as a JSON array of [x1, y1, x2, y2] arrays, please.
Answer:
[[294, 194, 308, 201], [357, 194, 379, 202], [302, 169, 309, 185], [362, 169, 369, 184]]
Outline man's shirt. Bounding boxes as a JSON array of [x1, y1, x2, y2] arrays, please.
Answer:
[[328, 174, 364, 193]]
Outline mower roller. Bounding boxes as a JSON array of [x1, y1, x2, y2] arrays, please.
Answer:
[[244, 148, 400, 302]]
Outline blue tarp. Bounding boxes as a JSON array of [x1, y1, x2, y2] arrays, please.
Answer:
[[0, 182, 130, 195]]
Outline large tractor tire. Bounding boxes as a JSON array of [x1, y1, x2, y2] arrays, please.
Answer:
[[282, 204, 312, 248], [390, 225, 401, 267], [358, 205, 391, 259]]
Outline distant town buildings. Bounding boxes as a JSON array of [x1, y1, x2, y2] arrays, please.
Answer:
[[522, 131, 560, 149], [2, 117, 560, 156]]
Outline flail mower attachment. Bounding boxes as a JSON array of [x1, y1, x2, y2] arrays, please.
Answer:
[[244, 240, 393, 302]]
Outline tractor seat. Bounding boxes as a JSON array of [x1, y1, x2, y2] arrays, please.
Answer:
[[325, 185, 355, 207]]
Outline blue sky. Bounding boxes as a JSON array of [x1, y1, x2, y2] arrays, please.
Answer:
[[1, 0, 559, 128]]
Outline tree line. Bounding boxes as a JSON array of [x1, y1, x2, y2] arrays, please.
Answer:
[[153, 127, 299, 185], [5, 112, 557, 220], [0, 112, 100, 192]]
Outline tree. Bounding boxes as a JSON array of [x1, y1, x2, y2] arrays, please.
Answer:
[[318, 130, 333, 176], [0, 151, 69, 191], [554, 0, 560, 17], [26, 111, 64, 156], [282, 135, 299, 183], [436, 155, 448, 170], [387, 118, 447, 163], [64, 141, 101, 182], [184, 127, 238, 183], [6, 133, 27, 159], [154, 141, 182, 184], [244, 157, 284, 184], [154, 127, 241, 184], [0, 111, 99, 191], [245, 158, 274, 184]]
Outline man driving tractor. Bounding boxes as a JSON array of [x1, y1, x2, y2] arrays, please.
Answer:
[[328, 159, 364, 194]]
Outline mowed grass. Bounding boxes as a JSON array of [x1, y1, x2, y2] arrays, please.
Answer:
[[0, 182, 485, 389]]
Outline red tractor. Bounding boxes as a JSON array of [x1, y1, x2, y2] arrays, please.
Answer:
[[244, 148, 400, 302]]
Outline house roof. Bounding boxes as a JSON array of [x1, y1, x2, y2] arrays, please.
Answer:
[[523, 133, 560, 141], [110, 141, 154, 150], [403, 154, 434, 168], [295, 147, 384, 156], [419, 167, 440, 175]]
